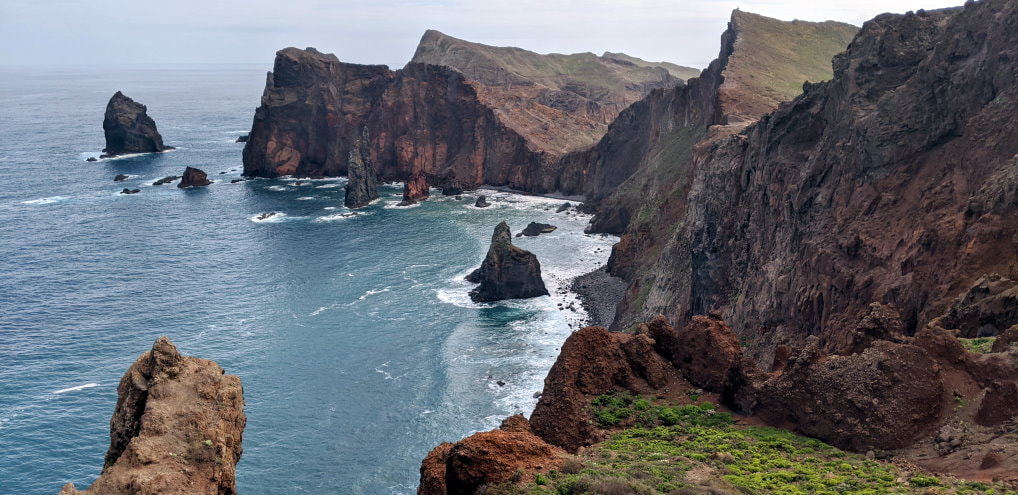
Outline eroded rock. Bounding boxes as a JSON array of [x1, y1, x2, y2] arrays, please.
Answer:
[[466, 222, 549, 303]]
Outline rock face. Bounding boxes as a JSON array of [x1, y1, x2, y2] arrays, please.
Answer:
[[102, 91, 172, 157], [344, 128, 378, 208], [932, 274, 1018, 338], [466, 222, 549, 302], [178, 167, 211, 188], [59, 337, 245, 495], [603, 0, 1018, 366]]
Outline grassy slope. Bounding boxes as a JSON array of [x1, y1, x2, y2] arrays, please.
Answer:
[[488, 394, 1015, 495], [602, 52, 702, 81]]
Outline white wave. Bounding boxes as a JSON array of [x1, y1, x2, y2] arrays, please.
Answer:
[[295, 196, 317, 201], [314, 212, 361, 222], [249, 212, 287, 223], [265, 185, 289, 192], [384, 200, 420, 209], [22, 196, 69, 205], [315, 183, 342, 189], [53, 383, 99, 394], [358, 287, 391, 300]]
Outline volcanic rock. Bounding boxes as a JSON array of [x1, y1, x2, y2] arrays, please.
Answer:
[[440, 186, 463, 196], [474, 195, 490, 208], [520, 222, 557, 237], [86, 157, 98, 162], [466, 222, 549, 302], [975, 381, 1018, 427], [101, 91, 172, 157], [58, 337, 244, 494], [235, 135, 248, 143], [178, 167, 211, 188], [119, 188, 140, 195], [991, 325, 1018, 353], [418, 416, 565, 495], [343, 128, 378, 208], [398, 172, 429, 206], [153, 175, 180, 186], [555, 202, 571, 213], [114, 174, 129, 182], [933, 274, 1018, 338]]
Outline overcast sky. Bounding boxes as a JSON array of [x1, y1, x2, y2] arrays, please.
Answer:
[[0, 0, 965, 70]]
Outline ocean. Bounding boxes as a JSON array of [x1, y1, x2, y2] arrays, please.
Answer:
[[0, 65, 616, 494]]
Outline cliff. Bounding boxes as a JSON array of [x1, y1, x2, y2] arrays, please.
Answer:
[[102, 91, 173, 157], [59, 337, 245, 495], [608, 0, 1018, 365]]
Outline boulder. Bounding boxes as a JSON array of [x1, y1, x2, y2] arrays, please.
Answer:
[[466, 222, 549, 302], [474, 195, 490, 208], [555, 202, 571, 213], [343, 128, 378, 208], [520, 222, 557, 237], [152, 175, 179, 186], [398, 173, 429, 206], [86, 157, 98, 162], [57, 337, 244, 494], [178, 167, 211, 188], [113, 174, 129, 182], [119, 188, 140, 195], [101, 91, 172, 157]]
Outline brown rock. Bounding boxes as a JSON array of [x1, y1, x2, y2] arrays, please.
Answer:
[[975, 381, 1018, 427], [102, 91, 173, 157], [418, 417, 564, 495], [399, 172, 429, 206], [58, 337, 245, 494], [178, 167, 211, 188], [648, 315, 748, 397], [991, 325, 1018, 353], [935, 274, 1018, 338]]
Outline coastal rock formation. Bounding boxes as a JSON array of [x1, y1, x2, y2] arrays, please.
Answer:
[[932, 274, 1018, 338], [398, 172, 429, 206], [466, 222, 549, 303], [603, 0, 1018, 367], [178, 167, 211, 188], [119, 188, 140, 195], [344, 129, 378, 208], [59, 337, 245, 495], [419, 416, 565, 495], [473, 195, 490, 208], [114, 174, 128, 182], [519, 222, 556, 237], [153, 175, 179, 186], [102, 91, 172, 157]]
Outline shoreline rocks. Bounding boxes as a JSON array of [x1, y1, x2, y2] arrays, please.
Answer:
[[398, 172, 429, 206], [519, 222, 557, 237], [178, 167, 211, 188], [474, 195, 490, 208], [101, 91, 173, 158], [343, 128, 378, 208], [58, 337, 244, 494], [466, 222, 549, 302]]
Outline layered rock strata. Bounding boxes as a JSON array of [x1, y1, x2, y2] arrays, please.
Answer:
[[59, 337, 245, 495]]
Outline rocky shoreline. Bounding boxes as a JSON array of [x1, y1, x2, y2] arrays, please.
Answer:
[[569, 266, 627, 328]]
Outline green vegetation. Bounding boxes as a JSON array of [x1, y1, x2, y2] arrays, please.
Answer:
[[492, 393, 1018, 495], [959, 337, 996, 354]]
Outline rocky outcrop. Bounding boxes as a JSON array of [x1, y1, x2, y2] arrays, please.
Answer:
[[519, 222, 556, 237], [114, 174, 129, 182], [419, 416, 565, 495], [473, 195, 490, 208], [178, 167, 211, 188], [119, 188, 140, 195], [606, 0, 1018, 366], [932, 274, 1018, 338], [466, 222, 548, 303], [102, 91, 172, 157], [344, 128, 378, 208], [59, 337, 245, 495], [398, 172, 430, 206]]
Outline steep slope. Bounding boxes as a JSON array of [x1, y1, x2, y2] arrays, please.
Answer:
[[59, 337, 245, 495], [609, 0, 1018, 365], [601, 51, 701, 81], [410, 30, 689, 154]]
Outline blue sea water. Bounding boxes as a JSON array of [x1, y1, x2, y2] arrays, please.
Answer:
[[0, 65, 616, 494]]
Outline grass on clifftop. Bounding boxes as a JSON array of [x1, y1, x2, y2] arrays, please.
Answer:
[[487, 394, 1016, 495]]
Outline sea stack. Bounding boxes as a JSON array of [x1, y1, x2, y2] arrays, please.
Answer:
[[178, 167, 211, 188], [58, 337, 245, 495], [398, 172, 430, 206], [101, 91, 172, 157], [343, 129, 378, 208], [466, 222, 549, 302]]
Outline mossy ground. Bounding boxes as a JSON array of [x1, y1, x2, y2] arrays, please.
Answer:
[[486, 393, 1017, 495], [959, 337, 996, 354]]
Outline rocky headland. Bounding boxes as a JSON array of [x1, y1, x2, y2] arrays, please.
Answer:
[[102, 91, 173, 157], [466, 222, 549, 303], [59, 337, 245, 495]]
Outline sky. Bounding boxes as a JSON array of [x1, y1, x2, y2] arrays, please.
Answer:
[[0, 0, 966, 70]]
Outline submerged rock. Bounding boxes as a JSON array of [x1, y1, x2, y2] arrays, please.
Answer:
[[344, 128, 378, 208], [474, 195, 490, 208], [86, 157, 98, 162], [152, 175, 179, 186], [101, 91, 173, 157], [520, 222, 557, 237], [113, 174, 129, 182], [555, 202, 571, 213], [466, 222, 549, 302], [58, 337, 245, 495], [119, 188, 140, 195], [178, 167, 211, 188]]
